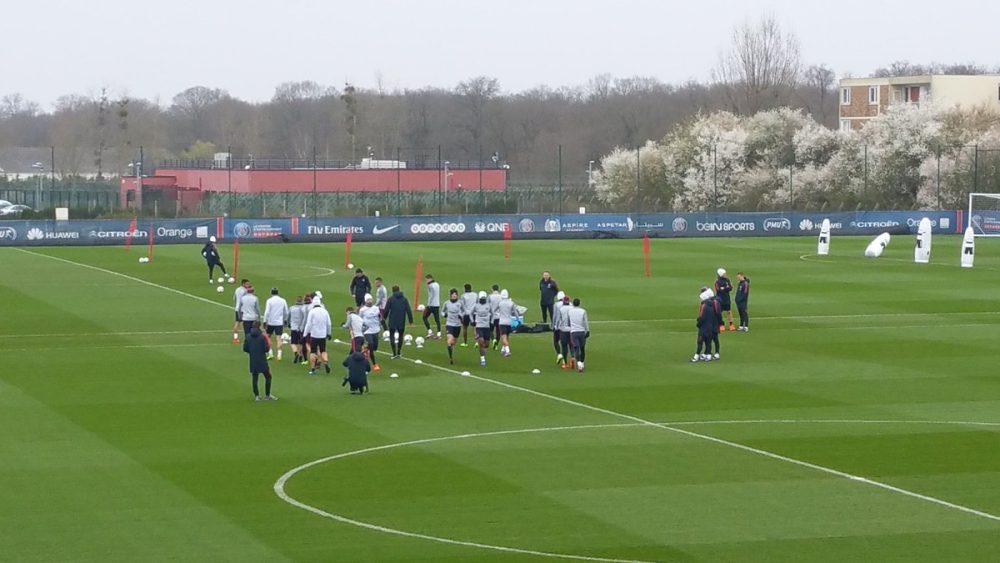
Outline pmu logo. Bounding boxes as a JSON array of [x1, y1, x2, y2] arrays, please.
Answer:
[[233, 222, 252, 238], [763, 218, 792, 231], [671, 217, 688, 232], [0, 226, 17, 240]]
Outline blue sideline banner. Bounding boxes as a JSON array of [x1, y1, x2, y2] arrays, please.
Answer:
[[0, 211, 963, 246]]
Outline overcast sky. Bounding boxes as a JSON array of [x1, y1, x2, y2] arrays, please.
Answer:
[[9, 0, 999, 108]]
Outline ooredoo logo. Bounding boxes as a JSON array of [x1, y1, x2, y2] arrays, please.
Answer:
[[27, 228, 44, 240], [671, 217, 688, 232], [409, 223, 466, 234], [0, 226, 17, 240]]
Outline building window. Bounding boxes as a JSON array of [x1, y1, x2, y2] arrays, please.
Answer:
[[868, 86, 879, 105], [841, 88, 851, 105], [997, 84, 1000, 101], [840, 119, 852, 132]]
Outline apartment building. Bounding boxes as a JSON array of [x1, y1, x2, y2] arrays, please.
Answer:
[[839, 75, 1000, 131]]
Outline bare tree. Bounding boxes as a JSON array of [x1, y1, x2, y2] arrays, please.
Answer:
[[713, 15, 802, 115], [455, 76, 500, 147], [802, 64, 836, 126]]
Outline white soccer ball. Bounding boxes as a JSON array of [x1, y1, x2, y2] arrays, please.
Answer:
[[382, 330, 390, 341], [138, 257, 146, 263], [403, 334, 413, 345], [417, 304, 426, 312], [389, 373, 399, 378], [347, 263, 354, 269], [415, 336, 425, 348], [227, 277, 235, 284], [217, 276, 225, 283], [461, 371, 471, 376], [216, 285, 225, 293], [281, 333, 291, 344], [531, 368, 541, 374]]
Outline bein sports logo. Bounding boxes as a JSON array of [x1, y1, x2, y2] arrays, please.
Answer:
[[763, 218, 791, 232], [0, 226, 17, 241], [410, 223, 466, 234], [671, 217, 688, 232]]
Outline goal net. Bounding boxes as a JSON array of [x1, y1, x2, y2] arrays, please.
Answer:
[[968, 193, 1000, 236]]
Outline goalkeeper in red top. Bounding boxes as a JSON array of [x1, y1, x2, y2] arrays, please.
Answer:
[[714, 268, 735, 332]]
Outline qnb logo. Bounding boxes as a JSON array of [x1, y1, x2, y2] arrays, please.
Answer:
[[0, 226, 17, 240], [27, 228, 45, 240], [762, 218, 791, 231], [799, 219, 815, 231], [409, 223, 466, 234]]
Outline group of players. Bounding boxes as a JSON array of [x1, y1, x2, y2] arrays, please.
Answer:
[[227, 266, 592, 399], [693, 267, 751, 362]]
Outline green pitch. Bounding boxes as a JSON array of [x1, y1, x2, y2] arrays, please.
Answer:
[[3, 236, 1000, 562]]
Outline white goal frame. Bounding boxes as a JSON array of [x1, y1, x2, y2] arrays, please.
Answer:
[[967, 193, 1000, 236]]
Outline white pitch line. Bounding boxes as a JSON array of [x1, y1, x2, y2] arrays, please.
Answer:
[[590, 310, 1000, 325], [347, 341, 1000, 526], [19, 248, 1000, 533]]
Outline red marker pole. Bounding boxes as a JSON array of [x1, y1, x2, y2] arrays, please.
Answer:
[[642, 232, 651, 277], [232, 238, 240, 279], [503, 222, 512, 260], [344, 230, 353, 270], [124, 217, 137, 251], [412, 256, 423, 311]]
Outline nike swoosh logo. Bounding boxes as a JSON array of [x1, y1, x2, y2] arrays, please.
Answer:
[[372, 225, 400, 235]]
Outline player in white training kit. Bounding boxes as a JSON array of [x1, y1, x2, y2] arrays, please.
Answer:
[[442, 288, 465, 364], [262, 287, 289, 361], [303, 301, 332, 375], [459, 283, 478, 347], [423, 274, 442, 339], [566, 298, 590, 373], [359, 294, 382, 372], [495, 289, 518, 357], [470, 291, 493, 366]]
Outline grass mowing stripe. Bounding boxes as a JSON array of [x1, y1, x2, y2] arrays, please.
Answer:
[[591, 310, 1000, 324], [321, 338, 1000, 527], [2, 343, 230, 353], [1, 329, 225, 339]]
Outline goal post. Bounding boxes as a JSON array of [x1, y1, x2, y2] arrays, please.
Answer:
[[967, 193, 1000, 236]]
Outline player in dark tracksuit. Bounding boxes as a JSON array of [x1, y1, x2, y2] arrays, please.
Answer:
[[349, 269, 372, 307], [341, 350, 371, 394], [384, 285, 413, 358], [538, 271, 559, 324], [201, 238, 228, 282], [243, 323, 275, 400], [693, 292, 718, 362], [710, 293, 723, 358], [714, 268, 735, 331], [735, 272, 750, 332]]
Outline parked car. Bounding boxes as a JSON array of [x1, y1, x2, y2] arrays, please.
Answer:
[[0, 204, 32, 216], [0, 199, 13, 209]]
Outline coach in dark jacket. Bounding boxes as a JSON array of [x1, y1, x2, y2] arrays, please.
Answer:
[[342, 350, 371, 394], [538, 271, 559, 324], [243, 324, 274, 400], [349, 269, 372, 307], [383, 286, 413, 357]]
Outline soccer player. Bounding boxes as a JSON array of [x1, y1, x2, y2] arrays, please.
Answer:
[[303, 300, 332, 375], [374, 277, 388, 331], [201, 236, 228, 284], [344, 306, 365, 354], [556, 293, 573, 368], [566, 297, 590, 373], [488, 284, 502, 349], [552, 290, 566, 364], [538, 271, 559, 324], [693, 288, 717, 362], [384, 285, 413, 358], [470, 290, 493, 366], [442, 288, 464, 364], [239, 285, 260, 337], [263, 287, 289, 361], [496, 289, 518, 357], [288, 296, 307, 364], [423, 274, 441, 339], [459, 283, 477, 347], [714, 268, 735, 331], [231, 279, 250, 343], [735, 272, 751, 332], [349, 268, 372, 307], [243, 321, 276, 401], [360, 294, 382, 372], [710, 290, 723, 359]]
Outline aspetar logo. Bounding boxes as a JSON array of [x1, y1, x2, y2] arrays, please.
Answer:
[[763, 217, 791, 231], [0, 226, 17, 240]]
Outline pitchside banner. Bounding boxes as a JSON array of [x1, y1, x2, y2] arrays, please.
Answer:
[[0, 211, 963, 246]]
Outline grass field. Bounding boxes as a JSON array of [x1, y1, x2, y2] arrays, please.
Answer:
[[3, 235, 1000, 562]]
